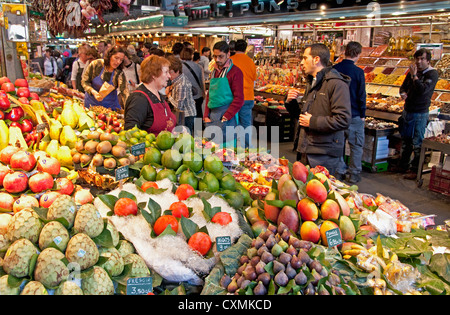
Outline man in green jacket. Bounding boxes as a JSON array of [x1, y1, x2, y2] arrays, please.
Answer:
[[286, 43, 351, 176]]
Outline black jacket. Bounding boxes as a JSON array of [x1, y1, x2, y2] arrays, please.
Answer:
[[400, 66, 439, 113], [288, 67, 351, 158]]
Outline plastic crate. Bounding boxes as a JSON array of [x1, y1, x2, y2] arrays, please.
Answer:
[[429, 166, 450, 195]]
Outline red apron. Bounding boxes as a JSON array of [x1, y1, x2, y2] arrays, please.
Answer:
[[133, 90, 176, 135]]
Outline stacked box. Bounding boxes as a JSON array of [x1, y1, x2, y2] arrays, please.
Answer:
[[429, 166, 450, 195]]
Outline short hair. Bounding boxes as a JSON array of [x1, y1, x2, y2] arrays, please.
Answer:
[[183, 41, 193, 48], [149, 47, 165, 57], [193, 52, 200, 62], [201, 47, 210, 54], [344, 41, 362, 58], [140, 55, 170, 83], [414, 48, 432, 61], [167, 55, 183, 73], [180, 47, 194, 61], [235, 39, 247, 52], [172, 42, 184, 55], [143, 43, 152, 50], [78, 45, 88, 55], [213, 41, 229, 54], [307, 43, 331, 67], [229, 40, 236, 51], [104, 45, 127, 71]]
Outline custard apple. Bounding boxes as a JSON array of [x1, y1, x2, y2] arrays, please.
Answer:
[[55, 280, 83, 295], [34, 247, 69, 288], [6, 208, 43, 243], [65, 233, 99, 270], [124, 253, 150, 278], [98, 247, 124, 277], [0, 233, 11, 258], [20, 281, 48, 295], [73, 203, 104, 238], [0, 275, 20, 295], [3, 238, 39, 278], [38, 221, 70, 251], [81, 266, 114, 295], [105, 220, 119, 247], [117, 240, 135, 257], [47, 195, 77, 228]]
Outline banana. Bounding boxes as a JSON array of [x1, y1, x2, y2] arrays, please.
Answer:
[[343, 254, 352, 260], [351, 244, 366, 250], [344, 249, 361, 256]]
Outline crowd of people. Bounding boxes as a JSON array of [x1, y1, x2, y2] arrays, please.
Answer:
[[37, 38, 437, 185]]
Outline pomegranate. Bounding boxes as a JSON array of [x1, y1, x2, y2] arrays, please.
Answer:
[[9, 150, 36, 172], [0, 146, 20, 165], [56, 177, 74, 195], [33, 150, 49, 161], [0, 192, 15, 212], [36, 156, 61, 176], [13, 195, 39, 213], [74, 189, 94, 205], [39, 191, 62, 208], [28, 172, 54, 193], [3, 171, 28, 193]]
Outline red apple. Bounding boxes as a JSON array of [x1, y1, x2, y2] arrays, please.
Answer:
[[18, 97, 29, 104], [9, 121, 22, 131], [16, 87, 30, 98], [0, 96, 10, 110], [14, 78, 28, 88], [6, 107, 24, 122], [1, 82, 15, 93], [0, 77, 10, 86], [0, 111, 4, 120], [21, 119, 33, 133], [29, 92, 39, 100]]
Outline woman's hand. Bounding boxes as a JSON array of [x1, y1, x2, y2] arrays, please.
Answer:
[[204, 117, 211, 123], [93, 90, 102, 101]]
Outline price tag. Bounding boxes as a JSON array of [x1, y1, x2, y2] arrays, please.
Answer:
[[216, 236, 231, 252], [115, 165, 129, 181], [131, 142, 146, 156], [325, 227, 343, 248], [126, 277, 153, 295]]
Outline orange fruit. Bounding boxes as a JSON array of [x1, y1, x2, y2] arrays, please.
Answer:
[[211, 212, 232, 225], [141, 181, 159, 191], [175, 183, 196, 201], [153, 215, 178, 235], [114, 198, 138, 216], [169, 201, 189, 218], [188, 232, 212, 256]]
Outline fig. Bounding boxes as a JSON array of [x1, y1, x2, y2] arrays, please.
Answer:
[[253, 281, 267, 295], [220, 274, 232, 288], [274, 270, 289, 287], [257, 272, 271, 287], [260, 251, 274, 264], [294, 270, 307, 285], [285, 263, 297, 280], [272, 260, 285, 274]]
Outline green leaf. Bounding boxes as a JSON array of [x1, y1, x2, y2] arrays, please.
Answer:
[[156, 224, 177, 238], [98, 194, 119, 211], [92, 219, 115, 247], [118, 190, 137, 202], [180, 216, 199, 241], [201, 197, 220, 221], [265, 199, 284, 208]]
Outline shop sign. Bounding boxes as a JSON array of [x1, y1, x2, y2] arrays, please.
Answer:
[[186, 0, 404, 21]]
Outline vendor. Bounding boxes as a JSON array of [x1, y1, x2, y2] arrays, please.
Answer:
[[81, 45, 129, 111], [124, 55, 176, 135]]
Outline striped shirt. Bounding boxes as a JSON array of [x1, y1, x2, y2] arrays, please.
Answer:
[[167, 73, 196, 117]]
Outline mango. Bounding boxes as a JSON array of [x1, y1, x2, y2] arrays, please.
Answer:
[[251, 220, 269, 237], [277, 205, 299, 233], [314, 172, 330, 189], [246, 207, 263, 225], [305, 179, 327, 204], [320, 199, 340, 220], [292, 161, 308, 183], [264, 191, 280, 223], [279, 179, 299, 203], [277, 173, 292, 192], [300, 221, 320, 243], [319, 220, 341, 247], [296, 198, 318, 221], [333, 190, 351, 216], [339, 216, 356, 241]]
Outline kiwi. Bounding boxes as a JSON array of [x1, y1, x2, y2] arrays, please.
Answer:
[[116, 140, 128, 149], [72, 152, 81, 164], [84, 140, 99, 154], [96, 141, 112, 154], [111, 145, 126, 158], [87, 131, 101, 140], [80, 154, 93, 165], [100, 133, 119, 145], [128, 154, 136, 164], [103, 157, 117, 169], [118, 157, 131, 166], [92, 154, 104, 167], [75, 140, 85, 153]]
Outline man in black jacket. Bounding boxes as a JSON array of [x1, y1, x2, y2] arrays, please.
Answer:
[[333, 41, 366, 183], [286, 43, 351, 176], [398, 48, 439, 180]]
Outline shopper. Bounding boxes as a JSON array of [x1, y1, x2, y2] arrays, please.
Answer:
[[122, 53, 141, 93], [124, 55, 176, 134], [172, 42, 184, 58], [71, 45, 90, 93], [180, 47, 205, 121], [43, 49, 58, 78], [142, 43, 152, 59], [62, 48, 77, 87], [286, 43, 351, 176], [333, 41, 367, 183], [397, 48, 439, 180], [230, 39, 257, 149], [97, 40, 107, 58], [229, 40, 236, 56], [198, 47, 211, 80], [82, 45, 129, 111], [204, 41, 244, 148], [127, 44, 142, 65], [166, 55, 196, 134]]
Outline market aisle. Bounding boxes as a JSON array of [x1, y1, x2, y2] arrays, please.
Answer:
[[276, 141, 450, 226]]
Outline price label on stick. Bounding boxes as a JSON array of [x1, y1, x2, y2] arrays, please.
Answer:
[[115, 165, 129, 181], [216, 236, 231, 252], [325, 227, 342, 248], [126, 277, 153, 295], [131, 142, 146, 156]]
